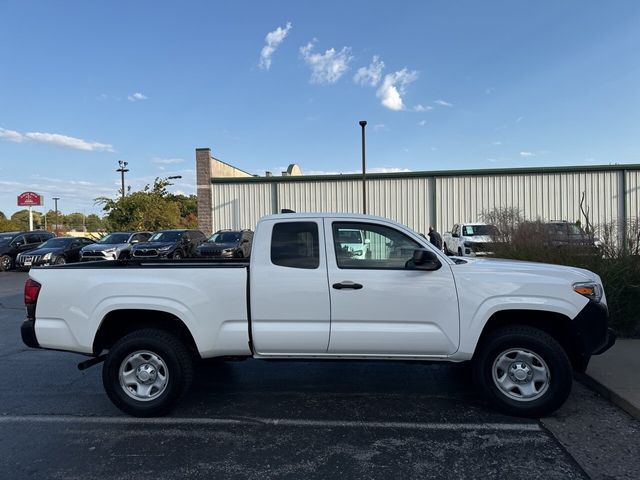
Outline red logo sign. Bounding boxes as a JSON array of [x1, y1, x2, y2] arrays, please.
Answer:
[[17, 191, 43, 207]]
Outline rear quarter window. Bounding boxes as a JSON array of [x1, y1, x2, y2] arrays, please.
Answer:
[[271, 222, 319, 269]]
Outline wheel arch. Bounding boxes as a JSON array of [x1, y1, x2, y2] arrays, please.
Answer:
[[93, 309, 200, 358], [474, 309, 588, 370]]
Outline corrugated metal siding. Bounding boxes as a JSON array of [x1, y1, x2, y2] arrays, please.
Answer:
[[211, 183, 273, 231], [626, 170, 640, 221], [210, 169, 636, 236], [436, 171, 620, 233]]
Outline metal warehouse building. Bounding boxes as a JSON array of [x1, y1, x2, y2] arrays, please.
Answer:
[[195, 147, 640, 238]]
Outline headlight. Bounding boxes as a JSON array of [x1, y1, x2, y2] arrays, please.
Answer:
[[42, 252, 52, 261], [352, 250, 363, 256], [573, 282, 603, 303], [103, 248, 116, 254], [223, 248, 235, 253], [157, 246, 172, 252]]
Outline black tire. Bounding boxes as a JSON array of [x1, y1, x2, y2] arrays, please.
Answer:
[[173, 251, 183, 260], [102, 328, 194, 417], [457, 247, 463, 256], [472, 326, 572, 418], [54, 256, 66, 265], [443, 243, 450, 256], [0, 255, 14, 271]]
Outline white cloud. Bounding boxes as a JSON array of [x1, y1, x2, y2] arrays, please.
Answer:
[[259, 22, 292, 70], [414, 104, 432, 112], [127, 92, 148, 102], [25, 132, 114, 152], [151, 157, 184, 165], [376, 68, 418, 111], [516, 116, 524, 123], [520, 151, 535, 157], [485, 87, 495, 95], [0, 127, 114, 152], [0, 127, 24, 142], [434, 99, 453, 107], [417, 120, 427, 126], [353, 55, 385, 87], [373, 123, 387, 132], [492, 141, 502, 146], [487, 158, 498, 163], [299, 40, 352, 84]]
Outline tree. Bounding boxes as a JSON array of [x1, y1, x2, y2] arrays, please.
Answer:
[[0, 218, 19, 232], [64, 212, 86, 231], [0, 211, 5, 220], [10, 209, 43, 231], [96, 177, 183, 232], [85, 214, 105, 232]]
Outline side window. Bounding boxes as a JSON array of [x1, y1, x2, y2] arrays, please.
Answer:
[[452, 225, 459, 236], [333, 222, 420, 270], [271, 222, 319, 269], [12, 235, 26, 246], [25, 234, 41, 244]]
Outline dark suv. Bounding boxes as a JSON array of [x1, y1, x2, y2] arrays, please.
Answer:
[[0, 231, 55, 271], [196, 229, 254, 258], [130, 229, 206, 259]]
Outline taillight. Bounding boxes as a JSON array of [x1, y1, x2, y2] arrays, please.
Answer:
[[24, 278, 41, 305]]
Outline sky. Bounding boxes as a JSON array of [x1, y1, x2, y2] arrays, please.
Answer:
[[1, 0, 640, 217]]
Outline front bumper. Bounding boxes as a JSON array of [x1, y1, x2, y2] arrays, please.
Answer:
[[573, 300, 616, 356]]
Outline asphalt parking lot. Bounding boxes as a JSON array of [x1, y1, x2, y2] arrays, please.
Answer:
[[1, 271, 638, 479]]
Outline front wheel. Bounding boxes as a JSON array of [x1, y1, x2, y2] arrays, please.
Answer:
[[102, 329, 194, 417], [172, 251, 183, 260], [473, 326, 572, 417], [54, 256, 66, 265]]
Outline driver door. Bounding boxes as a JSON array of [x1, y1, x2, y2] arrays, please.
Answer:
[[325, 219, 459, 356]]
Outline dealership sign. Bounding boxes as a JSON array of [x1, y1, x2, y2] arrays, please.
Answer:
[[17, 191, 43, 207]]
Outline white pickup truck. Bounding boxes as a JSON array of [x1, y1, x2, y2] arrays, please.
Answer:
[[21, 213, 615, 418], [443, 222, 498, 257]]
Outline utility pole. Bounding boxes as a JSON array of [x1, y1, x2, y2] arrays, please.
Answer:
[[52, 197, 60, 236], [359, 120, 367, 214], [117, 161, 129, 200]]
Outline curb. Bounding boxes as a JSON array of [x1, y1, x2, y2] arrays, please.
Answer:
[[576, 373, 640, 421]]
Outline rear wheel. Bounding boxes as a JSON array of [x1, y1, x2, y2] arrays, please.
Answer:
[[0, 255, 13, 271], [102, 329, 194, 417], [473, 326, 572, 417]]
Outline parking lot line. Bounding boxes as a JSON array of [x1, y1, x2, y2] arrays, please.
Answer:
[[0, 414, 542, 431]]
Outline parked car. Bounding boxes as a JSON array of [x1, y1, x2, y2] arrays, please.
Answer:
[[196, 229, 253, 258], [22, 212, 614, 418], [335, 228, 369, 259], [514, 221, 600, 252], [15, 236, 95, 268], [130, 229, 206, 259], [442, 223, 499, 256], [80, 231, 152, 262], [0, 231, 55, 271]]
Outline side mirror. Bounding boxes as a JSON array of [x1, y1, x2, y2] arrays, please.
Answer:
[[364, 238, 371, 245], [131, 239, 139, 244], [408, 249, 442, 271]]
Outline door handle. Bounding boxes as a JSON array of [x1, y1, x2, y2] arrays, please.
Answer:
[[332, 281, 363, 290]]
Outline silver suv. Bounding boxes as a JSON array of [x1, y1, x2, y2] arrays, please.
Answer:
[[80, 232, 152, 261]]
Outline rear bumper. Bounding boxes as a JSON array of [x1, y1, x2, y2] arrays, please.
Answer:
[[574, 300, 616, 356], [21, 318, 40, 349]]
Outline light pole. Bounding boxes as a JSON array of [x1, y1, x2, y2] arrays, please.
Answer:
[[116, 161, 129, 200], [52, 197, 60, 236], [359, 120, 367, 214]]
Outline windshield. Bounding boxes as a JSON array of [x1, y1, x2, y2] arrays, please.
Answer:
[[208, 232, 241, 243], [98, 233, 130, 244], [39, 238, 73, 248], [462, 225, 499, 236], [149, 231, 183, 242]]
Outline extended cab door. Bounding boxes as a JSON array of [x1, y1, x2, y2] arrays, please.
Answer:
[[249, 218, 331, 354], [325, 219, 459, 356]]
